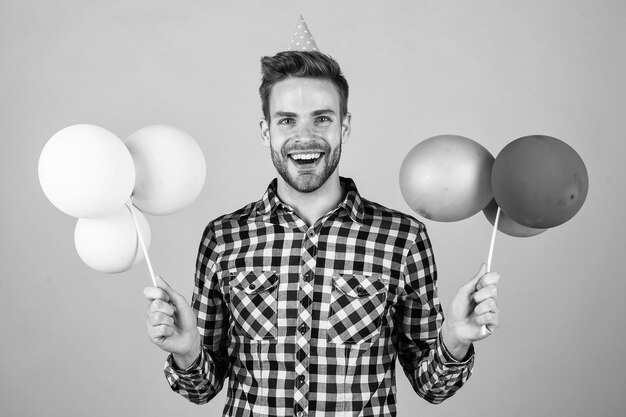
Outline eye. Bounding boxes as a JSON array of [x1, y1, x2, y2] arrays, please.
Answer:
[[315, 115, 333, 124], [277, 118, 295, 126]]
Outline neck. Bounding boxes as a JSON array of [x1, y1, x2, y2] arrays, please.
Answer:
[[276, 173, 344, 227]]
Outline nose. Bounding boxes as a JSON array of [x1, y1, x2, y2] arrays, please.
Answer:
[[295, 120, 315, 141]]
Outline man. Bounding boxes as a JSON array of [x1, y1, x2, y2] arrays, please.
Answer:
[[144, 50, 500, 416]]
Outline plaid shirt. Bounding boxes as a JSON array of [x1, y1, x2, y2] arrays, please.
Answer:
[[164, 177, 474, 416]]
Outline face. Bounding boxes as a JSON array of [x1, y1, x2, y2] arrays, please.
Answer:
[[260, 77, 351, 193]]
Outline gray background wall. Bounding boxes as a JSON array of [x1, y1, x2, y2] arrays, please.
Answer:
[[1, 1, 624, 416]]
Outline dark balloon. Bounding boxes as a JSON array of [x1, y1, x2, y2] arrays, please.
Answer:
[[492, 135, 588, 228], [483, 199, 547, 238]]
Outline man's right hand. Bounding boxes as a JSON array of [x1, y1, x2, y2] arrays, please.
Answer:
[[144, 275, 201, 369]]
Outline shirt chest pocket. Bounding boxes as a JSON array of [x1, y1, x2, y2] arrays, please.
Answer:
[[327, 274, 388, 345], [228, 271, 279, 341]]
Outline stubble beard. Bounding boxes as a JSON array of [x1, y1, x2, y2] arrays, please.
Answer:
[[271, 142, 342, 193]]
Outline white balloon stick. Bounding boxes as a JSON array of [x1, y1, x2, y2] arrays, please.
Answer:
[[126, 201, 158, 287], [487, 206, 501, 272], [483, 205, 501, 336]]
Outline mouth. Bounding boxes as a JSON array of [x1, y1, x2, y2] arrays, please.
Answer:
[[288, 151, 325, 169]]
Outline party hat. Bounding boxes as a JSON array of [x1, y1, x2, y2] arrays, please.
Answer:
[[288, 15, 319, 51]]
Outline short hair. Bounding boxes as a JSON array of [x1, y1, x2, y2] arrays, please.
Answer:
[[259, 50, 349, 122]]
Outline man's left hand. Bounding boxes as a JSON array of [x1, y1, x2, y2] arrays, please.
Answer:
[[441, 263, 501, 360]]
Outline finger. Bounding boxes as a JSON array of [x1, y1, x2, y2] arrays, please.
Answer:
[[460, 263, 488, 294], [149, 324, 175, 341], [144, 286, 171, 303], [475, 312, 500, 328], [149, 311, 175, 328], [147, 299, 175, 317], [480, 325, 493, 338], [473, 284, 498, 304], [486, 322, 498, 334], [474, 298, 498, 315], [476, 271, 501, 291], [154, 275, 189, 310]]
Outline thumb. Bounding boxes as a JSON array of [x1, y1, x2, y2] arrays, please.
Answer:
[[460, 263, 487, 294], [155, 275, 187, 308]]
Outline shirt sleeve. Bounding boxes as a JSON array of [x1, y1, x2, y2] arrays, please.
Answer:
[[163, 223, 230, 404], [395, 224, 475, 404]]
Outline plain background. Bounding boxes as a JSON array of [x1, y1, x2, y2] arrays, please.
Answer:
[[1, 1, 625, 416]]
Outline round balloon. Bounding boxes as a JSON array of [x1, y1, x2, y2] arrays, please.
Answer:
[[74, 205, 151, 274], [483, 199, 547, 238], [38, 124, 135, 218], [399, 135, 494, 222], [125, 125, 206, 215], [492, 135, 588, 228]]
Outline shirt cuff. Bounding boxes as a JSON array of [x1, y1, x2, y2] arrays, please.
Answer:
[[437, 331, 474, 365], [167, 347, 205, 375]]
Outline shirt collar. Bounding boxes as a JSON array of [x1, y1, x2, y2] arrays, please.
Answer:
[[255, 178, 283, 216], [255, 177, 366, 224], [338, 177, 366, 224]]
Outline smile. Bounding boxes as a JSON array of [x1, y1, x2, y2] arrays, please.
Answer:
[[288, 151, 325, 168]]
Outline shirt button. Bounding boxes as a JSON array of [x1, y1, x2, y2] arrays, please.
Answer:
[[297, 375, 306, 386], [356, 285, 365, 295], [297, 412, 304, 417], [306, 229, 315, 238], [303, 272, 311, 282], [249, 284, 256, 290], [298, 324, 308, 335]]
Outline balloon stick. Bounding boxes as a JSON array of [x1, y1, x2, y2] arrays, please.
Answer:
[[125, 201, 158, 287], [482, 206, 501, 336], [486, 206, 501, 272]]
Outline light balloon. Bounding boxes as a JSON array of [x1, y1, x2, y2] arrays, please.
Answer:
[[492, 135, 588, 228], [38, 124, 135, 218], [125, 125, 206, 215], [399, 135, 494, 222], [74, 205, 151, 273]]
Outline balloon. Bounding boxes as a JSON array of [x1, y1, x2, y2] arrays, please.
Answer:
[[125, 125, 206, 215], [399, 135, 495, 222], [38, 124, 135, 218], [492, 135, 588, 228], [483, 199, 547, 238], [74, 205, 151, 273]]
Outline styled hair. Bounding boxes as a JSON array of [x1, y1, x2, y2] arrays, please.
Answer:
[[259, 50, 349, 122]]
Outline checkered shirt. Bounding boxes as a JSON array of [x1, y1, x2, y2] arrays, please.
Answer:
[[164, 177, 475, 416]]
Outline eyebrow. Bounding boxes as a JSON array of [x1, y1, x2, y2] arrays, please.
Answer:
[[312, 109, 336, 116], [273, 111, 297, 118], [273, 109, 336, 118]]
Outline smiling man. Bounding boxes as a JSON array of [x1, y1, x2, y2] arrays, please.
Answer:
[[261, 73, 349, 225], [144, 50, 501, 417]]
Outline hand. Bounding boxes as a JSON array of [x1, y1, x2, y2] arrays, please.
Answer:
[[144, 275, 201, 369], [441, 264, 501, 359]]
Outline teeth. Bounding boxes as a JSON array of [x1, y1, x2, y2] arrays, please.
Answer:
[[291, 152, 321, 160]]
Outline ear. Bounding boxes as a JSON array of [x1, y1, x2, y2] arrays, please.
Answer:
[[260, 118, 271, 148], [341, 112, 352, 144]]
